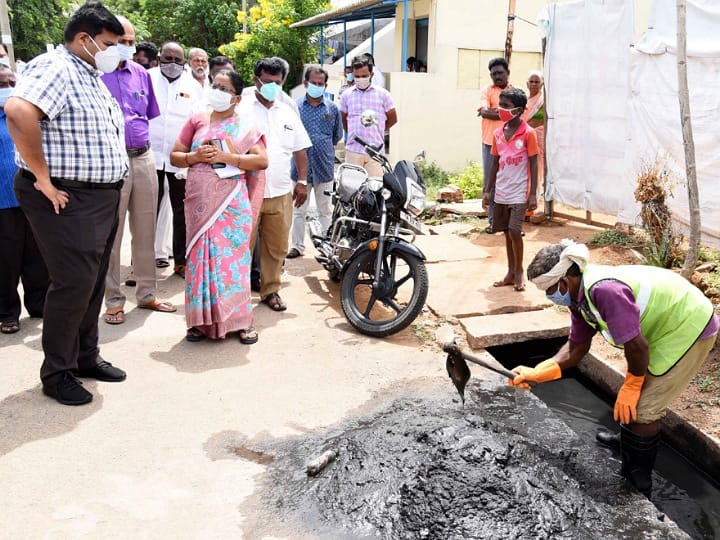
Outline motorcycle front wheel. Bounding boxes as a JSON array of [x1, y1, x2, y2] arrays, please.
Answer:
[[340, 248, 429, 337]]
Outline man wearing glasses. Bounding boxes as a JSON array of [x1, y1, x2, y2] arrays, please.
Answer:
[[148, 42, 200, 278]]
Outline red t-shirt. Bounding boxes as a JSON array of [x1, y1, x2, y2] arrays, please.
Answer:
[[490, 120, 538, 204]]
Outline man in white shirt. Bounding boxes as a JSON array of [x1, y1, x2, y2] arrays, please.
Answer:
[[148, 41, 201, 277], [187, 47, 209, 89], [240, 56, 299, 116], [237, 57, 311, 312]]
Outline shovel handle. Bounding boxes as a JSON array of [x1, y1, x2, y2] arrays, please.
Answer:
[[443, 342, 519, 380]]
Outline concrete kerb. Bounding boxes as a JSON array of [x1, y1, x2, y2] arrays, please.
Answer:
[[579, 351, 720, 482]]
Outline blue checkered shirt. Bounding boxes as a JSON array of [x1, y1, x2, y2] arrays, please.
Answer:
[[12, 47, 128, 182]]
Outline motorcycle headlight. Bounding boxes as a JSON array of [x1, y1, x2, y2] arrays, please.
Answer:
[[405, 179, 426, 216]]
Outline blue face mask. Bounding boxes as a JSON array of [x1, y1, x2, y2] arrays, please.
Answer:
[[259, 81, 281, 102], [346, 73, 354, 82], [546, 281, 573, 307], [306, 82, 325, 99], [0, 87, 11, 107]]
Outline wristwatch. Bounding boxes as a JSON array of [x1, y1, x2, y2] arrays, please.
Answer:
[[297, 179, 308, 186]]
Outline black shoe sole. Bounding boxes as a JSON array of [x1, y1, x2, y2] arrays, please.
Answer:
[[42, 386, 93, 406]]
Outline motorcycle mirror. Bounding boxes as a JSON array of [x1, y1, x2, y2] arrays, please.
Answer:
[[413, 150, 426, 163]]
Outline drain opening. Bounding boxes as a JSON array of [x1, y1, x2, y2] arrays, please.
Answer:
[[486, 337, 720, 539]]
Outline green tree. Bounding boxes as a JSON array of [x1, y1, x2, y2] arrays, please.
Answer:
[[220, 0, 330, 89], [8, 0, 68, 60], [174, 0, 241, 54]]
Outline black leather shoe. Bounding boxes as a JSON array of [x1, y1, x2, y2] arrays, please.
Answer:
[[74, 360, 127, 382], [596, 430, 621, 449], [43, 372, 93, 406]]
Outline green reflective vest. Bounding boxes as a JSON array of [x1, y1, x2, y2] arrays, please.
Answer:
[[578, 264, 714, 376]]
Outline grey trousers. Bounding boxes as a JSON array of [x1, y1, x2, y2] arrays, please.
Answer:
[[105, 151, 159, 309]]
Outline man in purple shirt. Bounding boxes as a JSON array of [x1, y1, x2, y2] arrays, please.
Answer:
[[101, 16, 176, 324]]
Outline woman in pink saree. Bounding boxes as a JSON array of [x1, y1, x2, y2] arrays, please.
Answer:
[[170, 71, 267, 344]]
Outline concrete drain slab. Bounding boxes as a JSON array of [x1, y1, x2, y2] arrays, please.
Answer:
[[461, 308, 571, 350], [413, 234, 490, 263], [425, 260, 551, 319]]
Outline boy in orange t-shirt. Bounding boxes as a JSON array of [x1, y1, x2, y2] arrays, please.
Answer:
[[482, 87, 538, 292]]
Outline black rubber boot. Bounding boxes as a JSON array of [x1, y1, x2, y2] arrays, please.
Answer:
[[595, 430, 620, 449], [620, 425, 661, 498]]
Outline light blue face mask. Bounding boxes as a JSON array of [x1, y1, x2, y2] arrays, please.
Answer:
[[306, 82, 325, 99], [0, 87, 12, 107], [259, 81, 281, 102], [346, 73, 354, 82], [546, 280, 573, 307]]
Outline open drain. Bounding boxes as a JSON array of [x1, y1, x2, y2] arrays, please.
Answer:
[[236, 380, 689, 539], [486, 337, 720, 539]]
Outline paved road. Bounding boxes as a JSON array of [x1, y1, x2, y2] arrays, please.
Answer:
[[0, 228, 446, 538]]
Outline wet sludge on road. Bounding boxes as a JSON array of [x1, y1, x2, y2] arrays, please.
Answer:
[[229, 379, 690, 539]]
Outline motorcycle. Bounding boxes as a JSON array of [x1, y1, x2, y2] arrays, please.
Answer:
[[308, 121, 429, 338]]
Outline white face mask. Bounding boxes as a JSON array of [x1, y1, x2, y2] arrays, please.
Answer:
[[117, 43, 136, 62], [160, 62, 185, 79], [355, 76, 371, 90], [207, 88, 233, 112], [84, 35, 119, 73]]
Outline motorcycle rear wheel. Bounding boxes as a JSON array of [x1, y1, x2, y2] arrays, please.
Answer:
[[340, 248, 428, 337]]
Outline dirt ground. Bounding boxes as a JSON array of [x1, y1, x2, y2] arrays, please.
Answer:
[[452, 211, 720, 440]]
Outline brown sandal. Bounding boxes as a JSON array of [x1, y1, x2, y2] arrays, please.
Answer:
[[1, 320, 20, 334], [103, 310, 125, 325], [186, 327, 206, 342], [238, 327, 258, 344], [261, 292, 287, 312]]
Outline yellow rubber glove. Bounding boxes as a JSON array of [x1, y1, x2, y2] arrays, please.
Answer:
[[613, 372, 645, 424], [508, 359, 562, 390]]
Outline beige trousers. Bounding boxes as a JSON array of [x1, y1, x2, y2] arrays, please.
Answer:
[[345, 150, 384, 177], [105, 151, 159, 308], [250, 192, 292, 300], [636, 334, 718, 423]]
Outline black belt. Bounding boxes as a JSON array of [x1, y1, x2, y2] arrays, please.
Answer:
[[20, 169, 124, 190], [127, 142, 151, 157]]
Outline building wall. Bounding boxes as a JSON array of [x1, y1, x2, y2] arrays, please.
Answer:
[[385, 0, 651, 173], [387, 0, 546, 171]]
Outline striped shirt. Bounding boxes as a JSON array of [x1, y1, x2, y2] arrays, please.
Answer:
[[12, 46, 128, 183], [340, 84, 394, 155]]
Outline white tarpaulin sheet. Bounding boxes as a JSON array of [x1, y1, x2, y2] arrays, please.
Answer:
[[541, 0, 720, 246]]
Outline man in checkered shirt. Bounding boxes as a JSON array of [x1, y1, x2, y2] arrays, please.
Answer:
[[5, 1, 129, 406], [339, 54, 397, 178]]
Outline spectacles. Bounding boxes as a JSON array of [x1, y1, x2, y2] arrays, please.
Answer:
[[211, 84, 235, 95]]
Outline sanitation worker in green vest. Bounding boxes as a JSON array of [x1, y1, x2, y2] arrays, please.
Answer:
[[509, 239, 719, 497]]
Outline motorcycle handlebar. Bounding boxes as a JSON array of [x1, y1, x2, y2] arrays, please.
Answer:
[[352, 135, 389, 171], [353, 135, 374, 151]]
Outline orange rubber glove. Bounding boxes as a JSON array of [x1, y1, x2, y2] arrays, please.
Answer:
[[508, 359, 562, 390], [613, 372, 645, 425]]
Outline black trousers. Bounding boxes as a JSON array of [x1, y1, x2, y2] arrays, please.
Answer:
[[14, 172, 120, 386], [156, 169, 186, 266], [0, 206, 49, 322]]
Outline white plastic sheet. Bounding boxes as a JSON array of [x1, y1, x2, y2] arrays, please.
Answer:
[[543, 0, 720, 246]]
